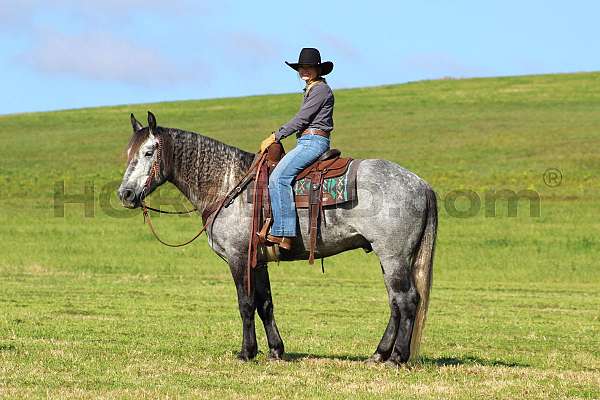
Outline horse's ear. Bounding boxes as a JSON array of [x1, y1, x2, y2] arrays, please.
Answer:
[[147, 111, 157, 134], [130, 113, 143, 133]]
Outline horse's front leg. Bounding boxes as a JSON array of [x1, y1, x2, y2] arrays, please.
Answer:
[[254, 263, 285, 360], [229, 258, 258, 361]]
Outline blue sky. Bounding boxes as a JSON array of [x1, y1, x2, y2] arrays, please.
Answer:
[[0, 0, 598, 114]]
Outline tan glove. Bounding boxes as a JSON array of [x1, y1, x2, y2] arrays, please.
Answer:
[[259, 133, 276, 153]]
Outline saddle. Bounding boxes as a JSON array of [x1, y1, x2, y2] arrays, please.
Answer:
[[247, 142, 355, 267]]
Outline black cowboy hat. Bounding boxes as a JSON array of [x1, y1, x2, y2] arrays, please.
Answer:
[[285, 48, 334, 76]]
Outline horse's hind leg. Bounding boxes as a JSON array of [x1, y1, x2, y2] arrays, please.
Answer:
[[367, 262, 400, 363], [254, 263, 285, 360], [386, 265, 419, 365], [370, 254, 419, 365]]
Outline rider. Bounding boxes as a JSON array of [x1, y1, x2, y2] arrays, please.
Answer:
[[259, 48, 334, 250]]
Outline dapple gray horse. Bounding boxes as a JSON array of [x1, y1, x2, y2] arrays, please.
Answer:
[[118, 112, 437, 365]]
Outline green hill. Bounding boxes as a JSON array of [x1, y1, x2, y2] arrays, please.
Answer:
[[1, 72, 599, 398]]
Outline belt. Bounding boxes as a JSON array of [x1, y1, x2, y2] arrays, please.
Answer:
[[300, 128, 330, 138]]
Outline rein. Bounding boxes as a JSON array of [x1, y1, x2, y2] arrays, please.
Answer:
[[140, 139, 266, 248], [142, 204, 197, 215], [142, 203, 208, 247]]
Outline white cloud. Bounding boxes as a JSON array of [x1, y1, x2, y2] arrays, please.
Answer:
[[3, 0, 213, 85], [0, 0, 202, 31], [0, 0, 38, 30], [51, 0, 204, 25], [20, 30, 207, 86], [315, 32, 362, 61]]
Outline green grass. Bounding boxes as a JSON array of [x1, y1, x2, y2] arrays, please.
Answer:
[[1, 72, 600, 399]]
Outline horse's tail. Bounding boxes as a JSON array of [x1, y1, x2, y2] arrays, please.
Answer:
[[409, 187, 438, 361]]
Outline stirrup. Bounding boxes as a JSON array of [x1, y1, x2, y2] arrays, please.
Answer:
[[265, 234, 292, 250], [257, 217, 272, 243]]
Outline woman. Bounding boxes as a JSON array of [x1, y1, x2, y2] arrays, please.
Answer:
[[259, 47, 335, 250]]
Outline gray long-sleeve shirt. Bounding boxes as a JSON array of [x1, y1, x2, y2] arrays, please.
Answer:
[[275, 81, 334, 141]]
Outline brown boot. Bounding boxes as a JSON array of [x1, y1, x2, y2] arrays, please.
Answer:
[[266, 234, 293, 250]]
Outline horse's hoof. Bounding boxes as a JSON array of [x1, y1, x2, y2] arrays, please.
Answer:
[[366, 353, 385, 364], [237, 350, 257, 361], [267, 348, 284, 361]]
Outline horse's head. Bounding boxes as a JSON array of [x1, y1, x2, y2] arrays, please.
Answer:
[[118, 111, 170, 208]]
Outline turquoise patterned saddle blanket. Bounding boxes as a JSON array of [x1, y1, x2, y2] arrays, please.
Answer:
[[246, 159, 361, 208]]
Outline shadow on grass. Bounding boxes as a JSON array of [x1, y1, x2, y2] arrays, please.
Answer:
[[282, 353, 528, 368], [284, 352, 369, 362], [420, 355, 528, 368]]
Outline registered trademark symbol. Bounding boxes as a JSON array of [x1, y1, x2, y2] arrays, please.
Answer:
[[543, 168, 562, 188]]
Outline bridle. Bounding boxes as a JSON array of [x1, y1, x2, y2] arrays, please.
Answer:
[[137, 134, 266, 249], [139, 134, 207, 247]]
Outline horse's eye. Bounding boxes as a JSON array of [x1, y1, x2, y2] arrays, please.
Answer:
[[144, 150, 153, 157]]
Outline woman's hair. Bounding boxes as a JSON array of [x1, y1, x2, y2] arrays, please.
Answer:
[[315, 65, 322, 77]]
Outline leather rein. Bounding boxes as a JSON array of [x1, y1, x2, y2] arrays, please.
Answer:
[[140, 135, 265, 248]]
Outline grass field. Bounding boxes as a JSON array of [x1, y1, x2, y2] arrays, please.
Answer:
[[1, 72, 599, 399]]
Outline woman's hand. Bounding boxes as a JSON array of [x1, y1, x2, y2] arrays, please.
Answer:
[[259, 133, 276, 153]]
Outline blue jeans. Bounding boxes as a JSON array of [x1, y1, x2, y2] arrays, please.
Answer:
[[268, 134, 330, 236]]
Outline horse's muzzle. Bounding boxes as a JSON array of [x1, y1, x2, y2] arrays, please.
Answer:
[[118, 187, 140, 208]]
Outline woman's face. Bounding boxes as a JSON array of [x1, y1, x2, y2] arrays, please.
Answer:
[[298, 65, 319, 82]]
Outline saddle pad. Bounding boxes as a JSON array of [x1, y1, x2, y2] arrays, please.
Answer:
[[246, 159, 362, 208]]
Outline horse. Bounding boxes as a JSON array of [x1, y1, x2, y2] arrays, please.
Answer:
[[117, 112, 438, 365]]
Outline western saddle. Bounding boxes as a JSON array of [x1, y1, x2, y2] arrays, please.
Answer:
[[247, 142, 353, 268]]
